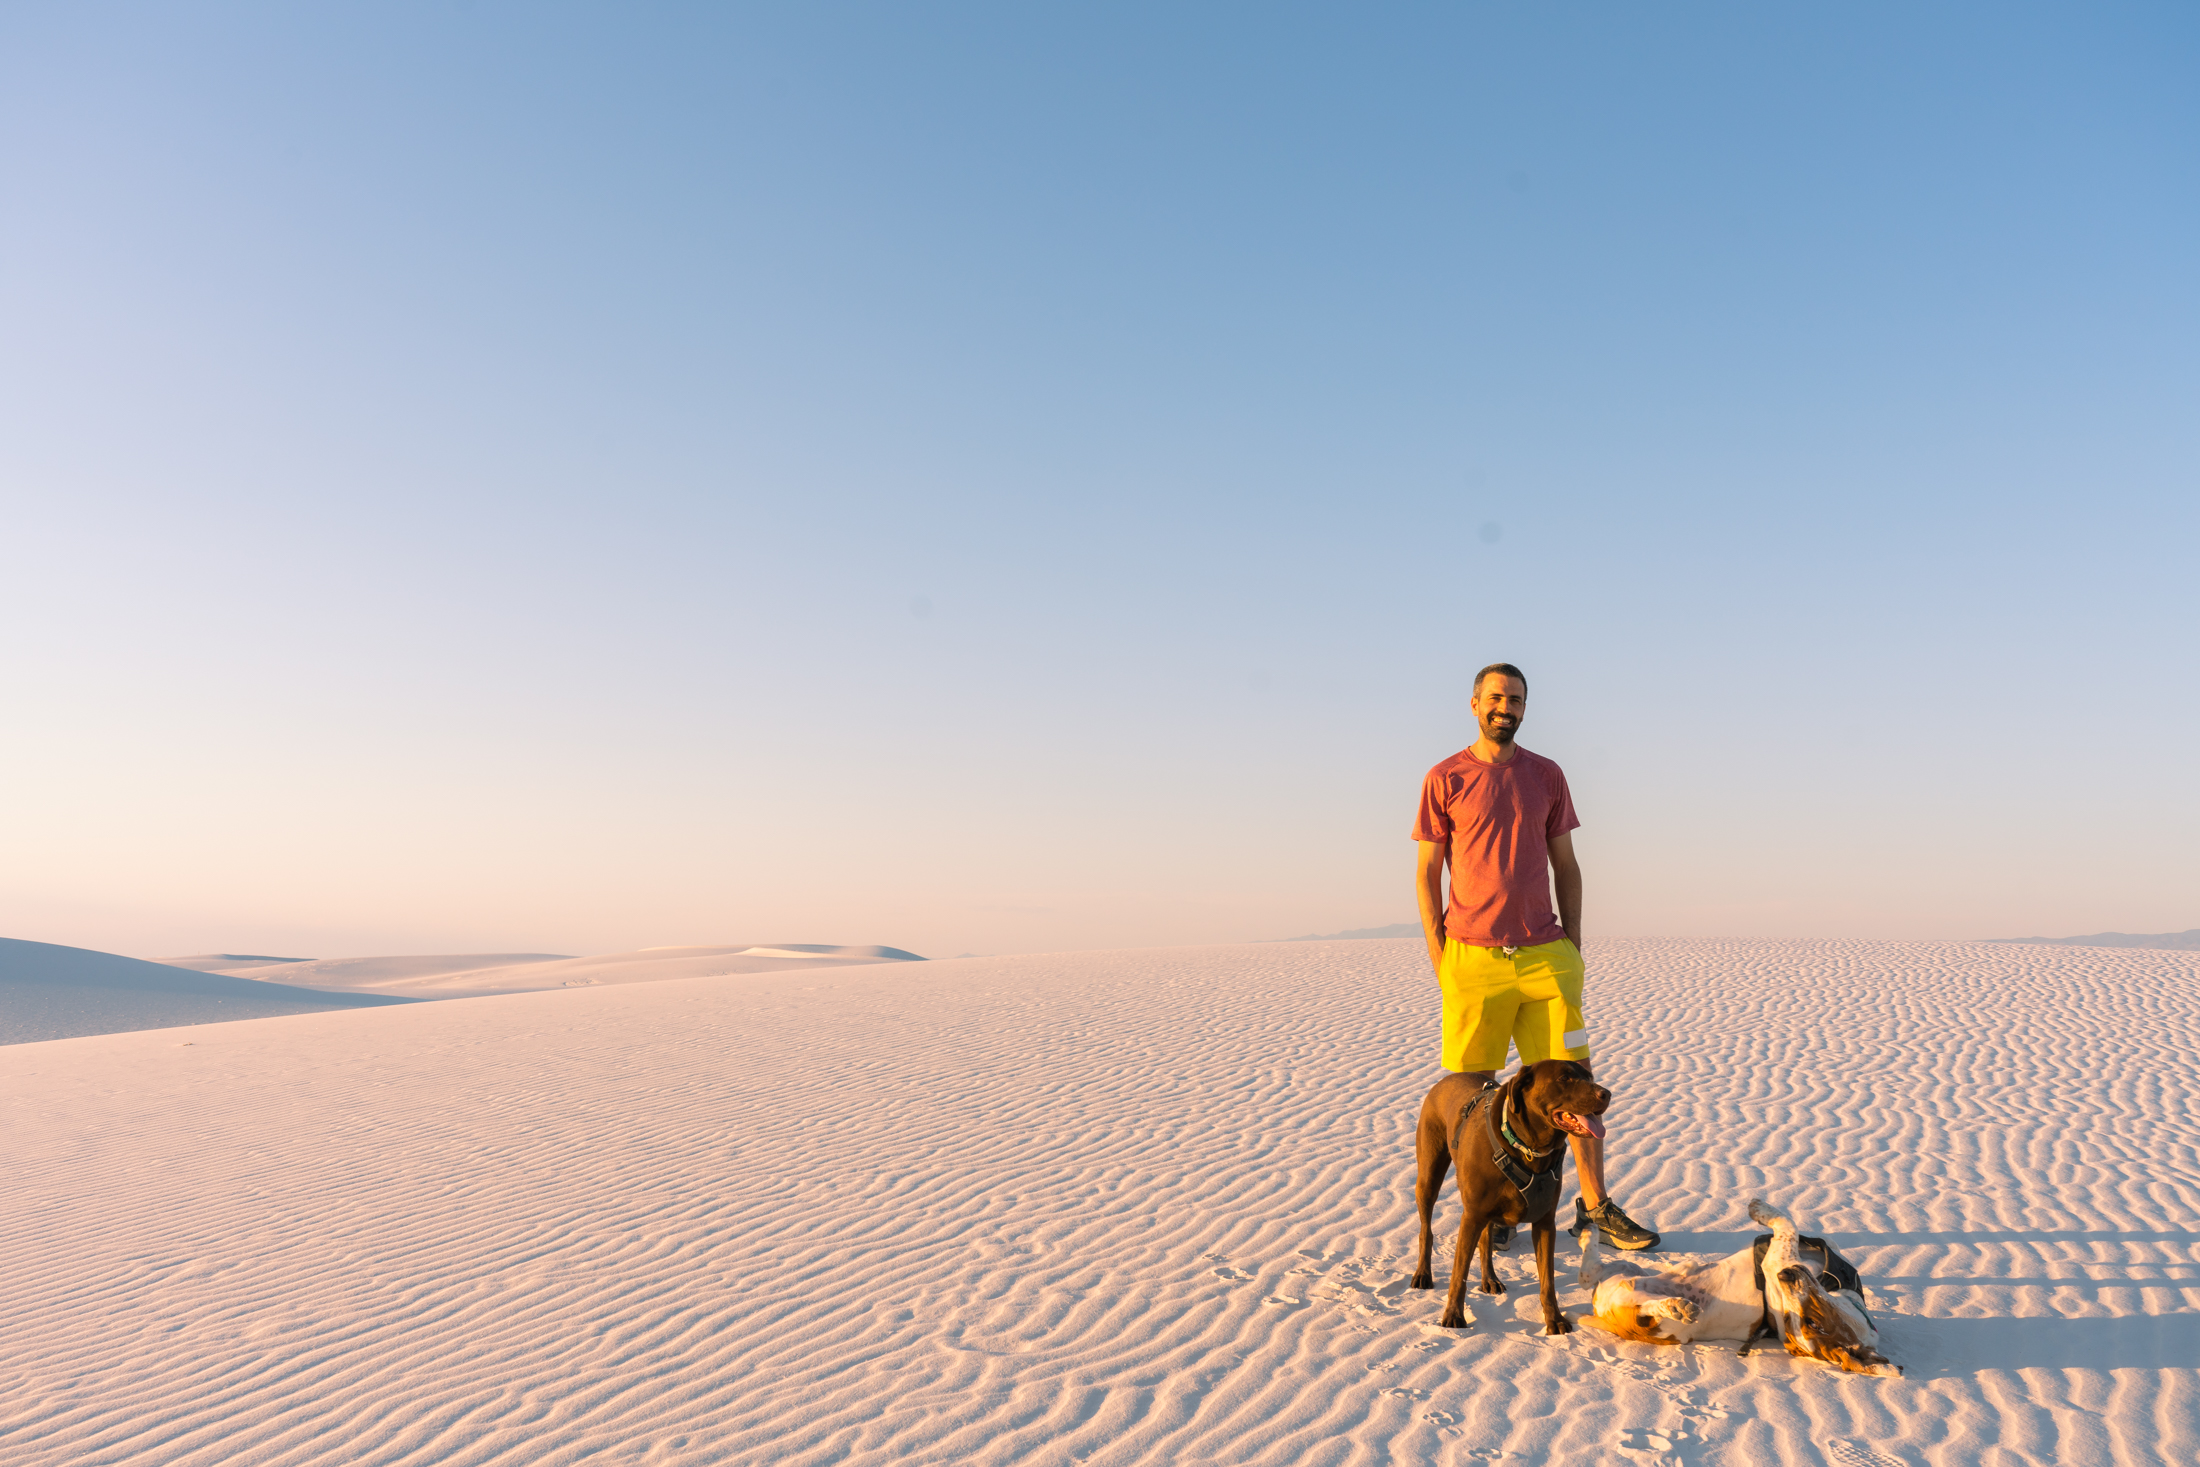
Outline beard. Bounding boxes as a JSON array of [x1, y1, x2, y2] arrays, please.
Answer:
[[1482, 717, 1519, 745]]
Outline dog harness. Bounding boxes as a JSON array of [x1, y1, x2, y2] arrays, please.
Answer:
[[1456, 1077, 1566, 1220]]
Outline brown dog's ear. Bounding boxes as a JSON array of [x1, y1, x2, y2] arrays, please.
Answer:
[[1795, 1276, 1867, 1349]]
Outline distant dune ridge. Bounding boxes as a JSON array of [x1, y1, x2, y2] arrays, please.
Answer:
[[160, 952, 580, 994], [1272, 921, 1423, 942], [158, 945, 927, 999], [1276, 924, 2200, 951], [4, 937, 2196, 1465], [2, 941, 923, 1044], [0, 938, 413, 1045], [1989, 928, 2200, 951]]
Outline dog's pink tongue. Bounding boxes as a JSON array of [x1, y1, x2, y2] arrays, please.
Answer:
[[1564, 1111, 1608, 1140]]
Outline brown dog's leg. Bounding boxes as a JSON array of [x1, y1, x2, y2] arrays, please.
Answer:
[[1438, 1205, 1489, 1328], [1534, 1215, 1572, 1335], [1410, 1116, 1451, 1291], [1477, 1219, 1506, 1295]]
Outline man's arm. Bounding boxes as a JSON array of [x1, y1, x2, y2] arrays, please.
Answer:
[[1416, 840, 1448, 972], [1549, 829, 1583, 946]]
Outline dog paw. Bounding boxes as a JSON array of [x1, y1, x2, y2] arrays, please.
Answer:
[[1436, 1310, 1470, 1329], [1647, 1297, 1699, 1323], [1544, 1313, 1575, 1336], [1408, 1272, 1434, 1290], [1477, 1278, 1507, 1296]]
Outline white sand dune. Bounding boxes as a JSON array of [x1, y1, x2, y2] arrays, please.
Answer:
[[159, 954, 316, 973], [4, 938, 2197, 1465], [163, 952, 579, 993], [158, 945, 925, 998], [0, 938, 414, 1045], [1274, 921, 1424, 942]]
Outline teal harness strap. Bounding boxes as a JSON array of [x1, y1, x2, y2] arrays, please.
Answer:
[[1484, 1074, 1565, 1219]]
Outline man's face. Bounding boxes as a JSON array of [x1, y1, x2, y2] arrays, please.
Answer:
[[1471, 675, 1526, 745]]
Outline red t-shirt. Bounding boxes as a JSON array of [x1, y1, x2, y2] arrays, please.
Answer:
[[1412, 745, 1581, 949]]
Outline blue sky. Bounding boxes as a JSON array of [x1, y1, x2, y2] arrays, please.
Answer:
[[3, 3, 2195, 959]]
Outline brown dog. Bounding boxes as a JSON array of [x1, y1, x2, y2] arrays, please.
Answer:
[[1410, 1059, 1611, 1333]]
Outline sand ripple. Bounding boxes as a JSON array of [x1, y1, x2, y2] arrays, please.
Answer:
[[2, 938, 2195, 1464]]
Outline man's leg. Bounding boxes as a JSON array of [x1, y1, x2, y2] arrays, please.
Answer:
[[1438, 942, 1522, 1251], [1569, 1129, 1606, 1209], [1516, 941, 1660, 1251]]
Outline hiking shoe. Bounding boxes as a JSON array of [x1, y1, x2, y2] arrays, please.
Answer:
[[1571, 1197, 1659, 1251], [1488, 1223, 1516, 1253]]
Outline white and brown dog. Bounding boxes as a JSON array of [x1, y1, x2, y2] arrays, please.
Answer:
[[1579, 1198, 1899, 1377]]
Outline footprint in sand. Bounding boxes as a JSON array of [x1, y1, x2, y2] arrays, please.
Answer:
[[1615, 1426, 1689, 1459], [1824, 1440, 1907, 1467], [1377, 1386, 1430, 1400], [1210, 1267, 1254, 1281]]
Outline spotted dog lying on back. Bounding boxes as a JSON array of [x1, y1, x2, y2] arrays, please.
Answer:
[[1581, 1198, 1899, 1377]]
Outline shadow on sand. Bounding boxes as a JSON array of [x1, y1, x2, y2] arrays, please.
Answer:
[[1879, 1312, 2200, 1377]]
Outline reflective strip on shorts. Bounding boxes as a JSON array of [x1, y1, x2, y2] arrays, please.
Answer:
[[1563, 1029, 1589, 1050]]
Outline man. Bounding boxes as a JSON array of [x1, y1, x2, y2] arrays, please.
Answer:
[[1412, 662, 1658, 1251]]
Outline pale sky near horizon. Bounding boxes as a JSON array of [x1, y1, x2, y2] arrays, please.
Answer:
[[4, 3, 2195, 962]]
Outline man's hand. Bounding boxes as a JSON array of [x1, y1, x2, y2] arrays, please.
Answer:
[[1416, 840, 1448, 972]]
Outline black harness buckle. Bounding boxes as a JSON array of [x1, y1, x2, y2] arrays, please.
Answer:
[[1739, 1232, 1873, 1355]]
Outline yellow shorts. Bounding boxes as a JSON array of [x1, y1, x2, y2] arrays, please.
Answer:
[[1438, 937, 1591, 1074]]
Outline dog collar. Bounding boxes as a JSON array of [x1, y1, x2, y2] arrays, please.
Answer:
[[1500, 1081, 1564, 1161]]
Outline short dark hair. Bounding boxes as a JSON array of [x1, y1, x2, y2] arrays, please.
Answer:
[[1473, 662, 1527, 697]]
